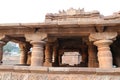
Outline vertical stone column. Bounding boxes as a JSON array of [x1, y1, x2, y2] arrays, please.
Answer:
[[31, 41, 45, 66], [88, 42, 98, 67], [19, 43, 31, 65], [58, 50, 64, 66], [43, 42, 53, 67], [89, 32, 117, 68], [25, 32, 47, 66], [19, 44, 27, 64], [27, 51, 31, 65], [52, 45, 59, 66], [0, 41, 5, 64], [94, 40, 113, 68]]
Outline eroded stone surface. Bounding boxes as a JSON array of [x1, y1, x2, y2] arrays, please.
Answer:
[[0, 68, 119, 80], [12, 73, 28, 80]]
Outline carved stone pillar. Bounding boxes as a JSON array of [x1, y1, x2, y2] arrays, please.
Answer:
[[89, 32, 117, 68], [94, 40, 113, 68], [19, 44, 27, 64], [43, 42, 53, 67], [0, 41, 5, 64], [25, 32, 47, 66], [31, 41, 45, 66], [19, 43, 31, 65], [88, 42, 98, 67], [58, 50, 64, 66], [27, 51, 31, 65]]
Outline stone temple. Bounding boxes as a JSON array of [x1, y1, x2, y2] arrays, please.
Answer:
[[0, 8, 120, 79]]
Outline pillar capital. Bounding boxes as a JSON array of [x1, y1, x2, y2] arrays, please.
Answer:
[[94, 39, 113, 47], [25, 32, 47, 42], [89, 32, 117, 41]]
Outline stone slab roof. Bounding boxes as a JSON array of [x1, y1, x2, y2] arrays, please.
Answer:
[[0, 8, 120, 29]]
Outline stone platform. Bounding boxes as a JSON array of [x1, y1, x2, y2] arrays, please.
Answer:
[[0, 66, 120, 80]]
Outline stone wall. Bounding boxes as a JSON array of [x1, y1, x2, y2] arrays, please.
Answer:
[[0, 65, 120, 80]]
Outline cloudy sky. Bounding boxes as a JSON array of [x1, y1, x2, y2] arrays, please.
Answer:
[[0, 0, 119, 23]]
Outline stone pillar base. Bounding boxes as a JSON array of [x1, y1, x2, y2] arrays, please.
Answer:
[[43, 62, 52, 67]]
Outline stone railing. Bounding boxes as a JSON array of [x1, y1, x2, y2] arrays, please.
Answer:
[[0, 65, 120, 80]]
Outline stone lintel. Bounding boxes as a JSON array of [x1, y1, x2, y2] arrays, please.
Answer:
[[89, 32, 117, 41], [25, 32, 47, 42]]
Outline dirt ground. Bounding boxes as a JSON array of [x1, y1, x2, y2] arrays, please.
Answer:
[[2, 55, 20, 65]]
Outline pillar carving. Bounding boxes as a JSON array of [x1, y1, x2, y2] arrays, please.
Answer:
[[44, 42, 53, 67], [25, 32, 47, 66], [87, 42, 98, 67], [89, 32, 117, 68], [0, 41, 5, 64]]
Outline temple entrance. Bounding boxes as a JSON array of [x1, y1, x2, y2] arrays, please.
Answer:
[[57, 37, 88, 67]]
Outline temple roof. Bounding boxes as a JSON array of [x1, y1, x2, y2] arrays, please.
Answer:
[[0, 8, 120, 29]]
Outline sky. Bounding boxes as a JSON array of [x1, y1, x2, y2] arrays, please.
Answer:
[[0, 0, 119, 23]]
